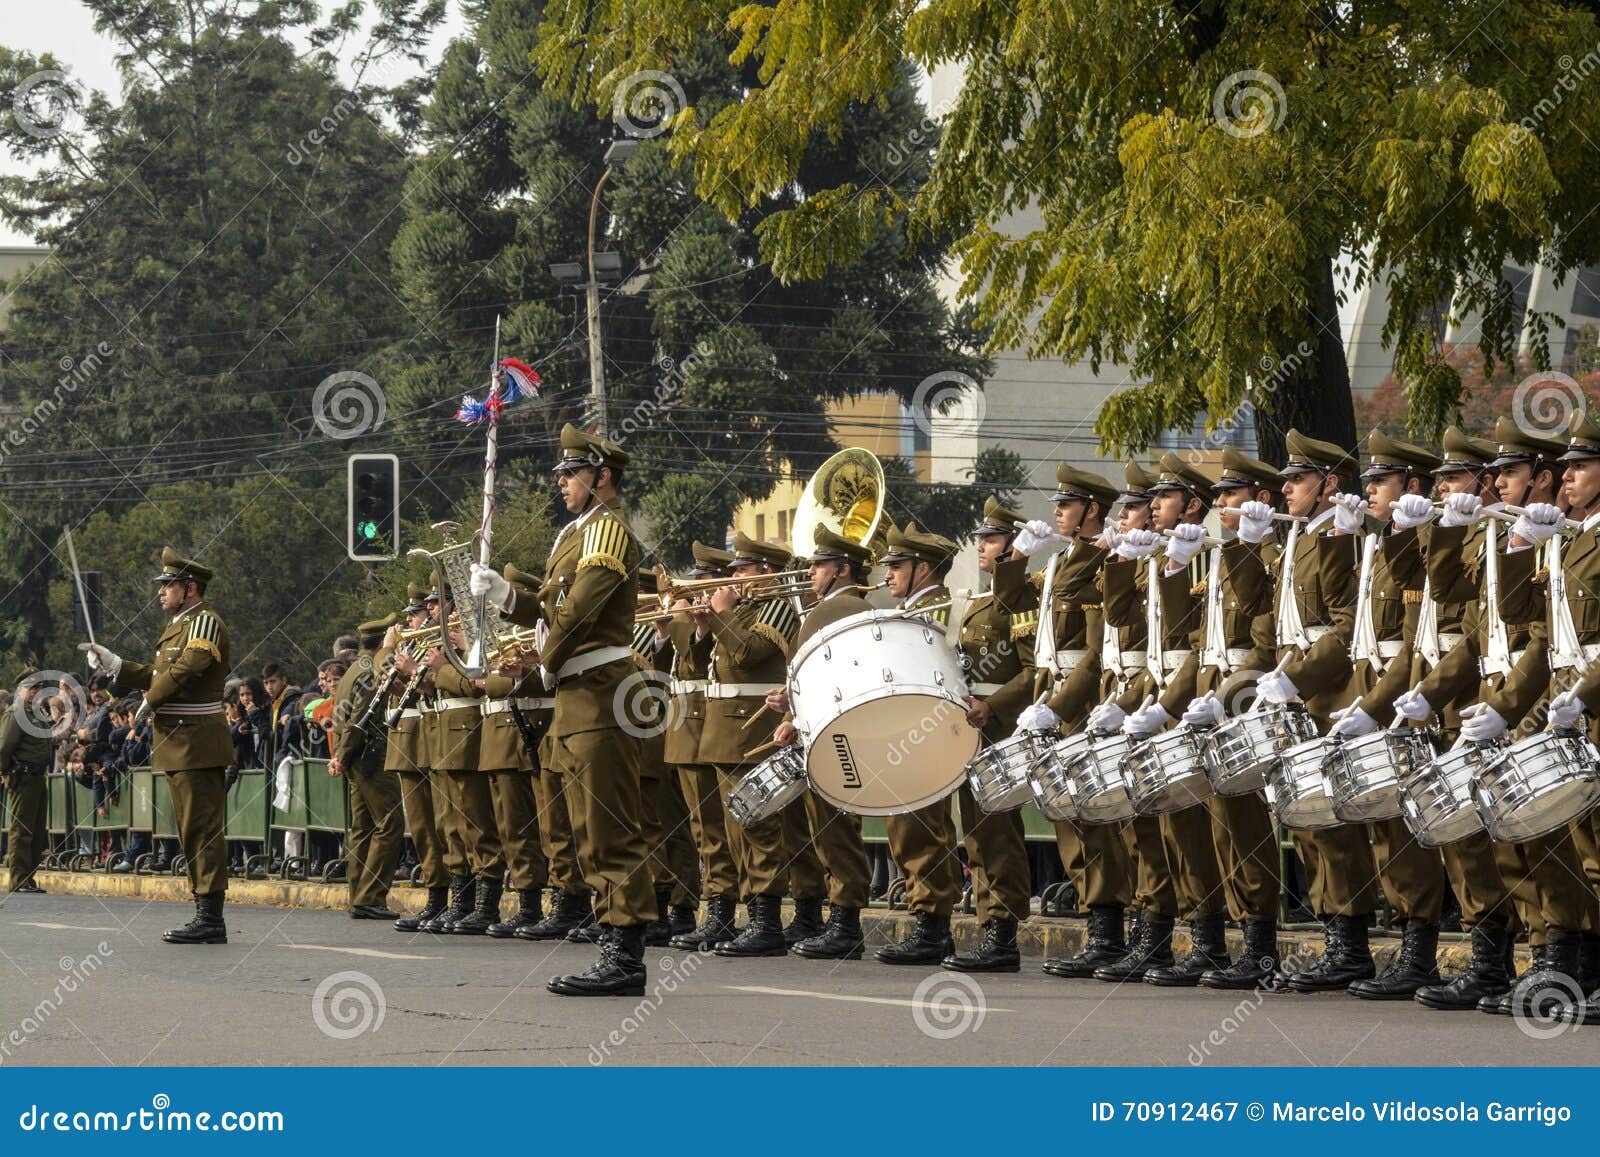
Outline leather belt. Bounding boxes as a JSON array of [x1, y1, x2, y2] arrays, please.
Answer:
[[398, 708, 422, 721], [1438, 632, 1464, 653], [1119, 650, 1147, 668], [431, 697, 479, 713], [670, 678, 708, 695], [1481, 649, 1529, 678], [1035, 648, 1087, 671], [552, 644, 632, 684], [481, 697, 553, 716], [1304, 625, 1332, 643], [1160, 649, 1191, 672], [1225, 647, 1252, 667], [706, 682, 778, 699], [1376, 641, 1404, 659]]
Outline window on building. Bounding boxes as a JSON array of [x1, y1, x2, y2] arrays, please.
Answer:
[[1571, 266, 1600, 319], [755, 513, 766, 541], [1503, 265, 1533, 333], [777, 509, 789, 542]]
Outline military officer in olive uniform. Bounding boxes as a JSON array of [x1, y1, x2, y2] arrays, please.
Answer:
[[1, 669, 53, 893], [83, 548, 234, 944], [473, 424, 657, 996], [330, 615, 407, 919], [384, 586, 450, 932]]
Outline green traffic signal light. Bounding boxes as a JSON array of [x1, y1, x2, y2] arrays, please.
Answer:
[[359, 520, 379, 540]]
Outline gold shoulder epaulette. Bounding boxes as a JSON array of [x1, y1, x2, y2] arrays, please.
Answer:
[[1010, 609, 1039, 641], [578, 515, 630, 576], [1028, 571, 1045, 593], [1189, 580, 1206, 597], [1533, 567, 1550, 585], [1403, 588, 1424, 604], [184, 610, 223, 661]]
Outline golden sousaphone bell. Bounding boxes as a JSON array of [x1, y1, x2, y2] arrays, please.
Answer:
[[790, 447, 889, 564]]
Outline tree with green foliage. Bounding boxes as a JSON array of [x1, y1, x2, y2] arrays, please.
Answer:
[[533, 0, 1600, 460]]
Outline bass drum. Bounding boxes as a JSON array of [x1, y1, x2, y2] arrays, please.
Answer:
[[789, 609, 978, 815]]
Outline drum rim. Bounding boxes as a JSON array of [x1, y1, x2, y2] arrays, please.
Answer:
[[788, 605, 956, 675]]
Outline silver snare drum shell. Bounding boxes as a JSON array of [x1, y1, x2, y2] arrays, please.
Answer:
[[1327, 728, 1430, 823], [1474, 729, 1600, 843], [726, 747, 808, 828], [966, 731, 1054, 814], [1400, 741, 1500, 847], [1072, 732, 1135, 823], [1201, 703, 1316, 795], [1029, 732, 1089, 822], [1125, 728, 1213, 815], [1266, 736, 1340, 830]]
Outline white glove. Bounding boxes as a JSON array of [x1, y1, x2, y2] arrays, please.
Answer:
[[1237, 500, 1274, 545], [1330, 492, 1366, 535], [468, 563, 512, 609], [1392, 686, 1434, 723], [1329, 704, 1379, 738], [1511, 502, 1563, 546], [1459, 702, 1508, 743], [1015, 704, 1062, 734], [133, 697, 151, 727], [1182, 695, 1225, 729], [1114, 528, 1162, 560], [1163, 523, 1208, 569], [1548, 689, 1586, 731], [1255, 669, 1299, 705], [1123, 702, 1174, 739], [1391, 493, 1435, 531], [1014, 523, 1067, 559], [1439, 493, 1481, 528], [77, 643, 122, 678], [1087, 702, 1126, 734], [1098, 527, 1124, 553]]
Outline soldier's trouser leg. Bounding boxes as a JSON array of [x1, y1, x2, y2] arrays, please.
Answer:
[[5, 773, 47, 886], [447, 772, 505, 882], [956, 786, 1032, 923], [433, 771, 470, 879], [167, 767, 228, 896], [659, 775, 699, 907], [1293, 825, 1379, 918], [1371, 816, 1445, 924], [1129, 814, 1178, 917], [717, 765, 787, 897], [885, 800, 962, 916], [1208, 792, 1280, 919], [637, 767, 667, 890], [1569, 812, 1600, 931], [396, 769, 446, 889], [1496, 830, 1592, 944], [1160, 803, 1226, 918], [804, 790, 871, 910], [557, 729, 655, 927], [490, 771, 547, 891], [679, 764, 738, 898], [781, 797, 827, 901], [532, 754, 580, 894], [1052, 818, 1133, 908], [1440, 833, 1513, 932], [347, 768, 404, 908]]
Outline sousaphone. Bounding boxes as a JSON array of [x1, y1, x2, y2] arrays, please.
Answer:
[[790, 447, 888, 563]]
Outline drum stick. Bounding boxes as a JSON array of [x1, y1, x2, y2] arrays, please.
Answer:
[[744, 739, 781, 760], [1160, 527, 1224, 549], [741, 702, 775, 731]]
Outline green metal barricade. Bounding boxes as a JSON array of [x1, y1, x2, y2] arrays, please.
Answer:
[[68, 778, 98, 869], [94, 774, 131, 866], [46, 773, 72, 866], [225, 769, 272, 876], [269, 758, 350, 880]]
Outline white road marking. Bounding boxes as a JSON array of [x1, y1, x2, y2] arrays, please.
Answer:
[[723, 985, 1013, 1012], [15, 922, 124, 932], [279, 943, 439, 961]]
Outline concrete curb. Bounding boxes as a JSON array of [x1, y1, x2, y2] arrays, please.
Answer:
[[14, 869, 1521, 970]]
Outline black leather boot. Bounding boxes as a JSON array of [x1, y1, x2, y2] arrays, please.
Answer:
[[1480, 941, 1536, 1015], [397, 886, 449, 932], [516, 890, 593, 941], [670, 894, 736, 950], [668, 903, 698, 940], [1147, 912, 1230, 986], [795, 905, 864, 960], [784, 897, 826, 946], [1510, 929, 1583, 1018], [548, 925, 648, 997], [450, 877, 502, 935], [876, 912, 955, 965], [1044, 904, 1127, 978], [488, 887, 543, 938], [643, 890, 674, 947], [1283, 915, 1375, 991], [1348, 919, 1440, 1000], [1416, 924, 1512, 1010], [715, 895, 788, 957], [943, 916, 1021, 973], [1578, 932, 1600, 993], [163, 892, 227, 945], [425, 876, 475, 933], [1095, 913, 1175, 981], [1200, 916, 1278, 989]]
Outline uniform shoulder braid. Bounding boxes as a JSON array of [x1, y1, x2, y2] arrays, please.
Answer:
[[578, 511, 632, 577], [751, 597, 800, 650], [183, 605, 225, 662]]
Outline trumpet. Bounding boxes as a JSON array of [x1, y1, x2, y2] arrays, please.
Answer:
[[633, 569, 813, 621]]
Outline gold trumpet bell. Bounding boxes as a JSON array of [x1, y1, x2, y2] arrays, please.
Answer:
[[792, 447, 888, 563]]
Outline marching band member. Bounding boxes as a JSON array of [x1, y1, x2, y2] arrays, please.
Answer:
[[385, 587, 450, 933], [330, 615, 406, 921]]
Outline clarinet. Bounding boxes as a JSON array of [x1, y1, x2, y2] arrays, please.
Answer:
[[352, 644, 413, 735]]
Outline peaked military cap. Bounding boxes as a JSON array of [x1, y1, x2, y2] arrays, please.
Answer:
[[1560, 410, 1600, 462], [1213, 447, 1280, 492], [14, 666, 39, 688], [879, 522, 956, 569], [1433, 426, 1496, 476], [357, 613, 397, 648], [555, 422, 628, 472], [1052, 463, 1120, 509], [1487, 416, 1564, 468], [1149, 451, 1213, 496], [689, 540, 734, 578], [1118, 462, 1160, 503], [1277, 429, 1356, 478], [405, 582, 430, 612], [151, 547, 213, 586], [808, 523, 872, 566], [1361, 428, 1442, 479], [729, 531, 790, 570], [976, 496, 1022, 537]]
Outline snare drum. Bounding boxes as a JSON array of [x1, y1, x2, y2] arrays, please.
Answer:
[[1201, 703, 1317, 795], [1028, 733, 1085, 822], [1328, 729, 1431, 823], [1125, 728, 1213, 815], [966, 731, 1055, 814], [726, 747, 808, 828], [1400, 742, 1499, 847], [1474, 729, 1600, 842], [1266, 736, 1340, 829], [1073, 732, 1136, 823]]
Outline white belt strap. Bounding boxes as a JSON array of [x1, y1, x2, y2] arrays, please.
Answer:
[[1304, 625, 1331, 644], [552, 644, 632, 684], [1225, 647, 1252, 668], [1052, 649, 1086, 671], [1120, 650, 1147, 668], [482, 697, 555, 716], [1376, 640, 1404, 660], [1437, 632, 1464, 654], [1481, 648, 1528, 679], [670, 678, 708, 695], [398, 708, 422, 721], [156, 701, 224, 716], [1160, 648, 1191, 673], [433, 697, 478, 712], [706, 681, 778, 699], [970, 681, 1006, 696]]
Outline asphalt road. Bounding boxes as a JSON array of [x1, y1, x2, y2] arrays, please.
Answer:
[[1, 894, 1596, 1067]]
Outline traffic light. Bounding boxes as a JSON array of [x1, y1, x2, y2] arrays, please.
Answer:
[[347, 453, 399, 560]]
